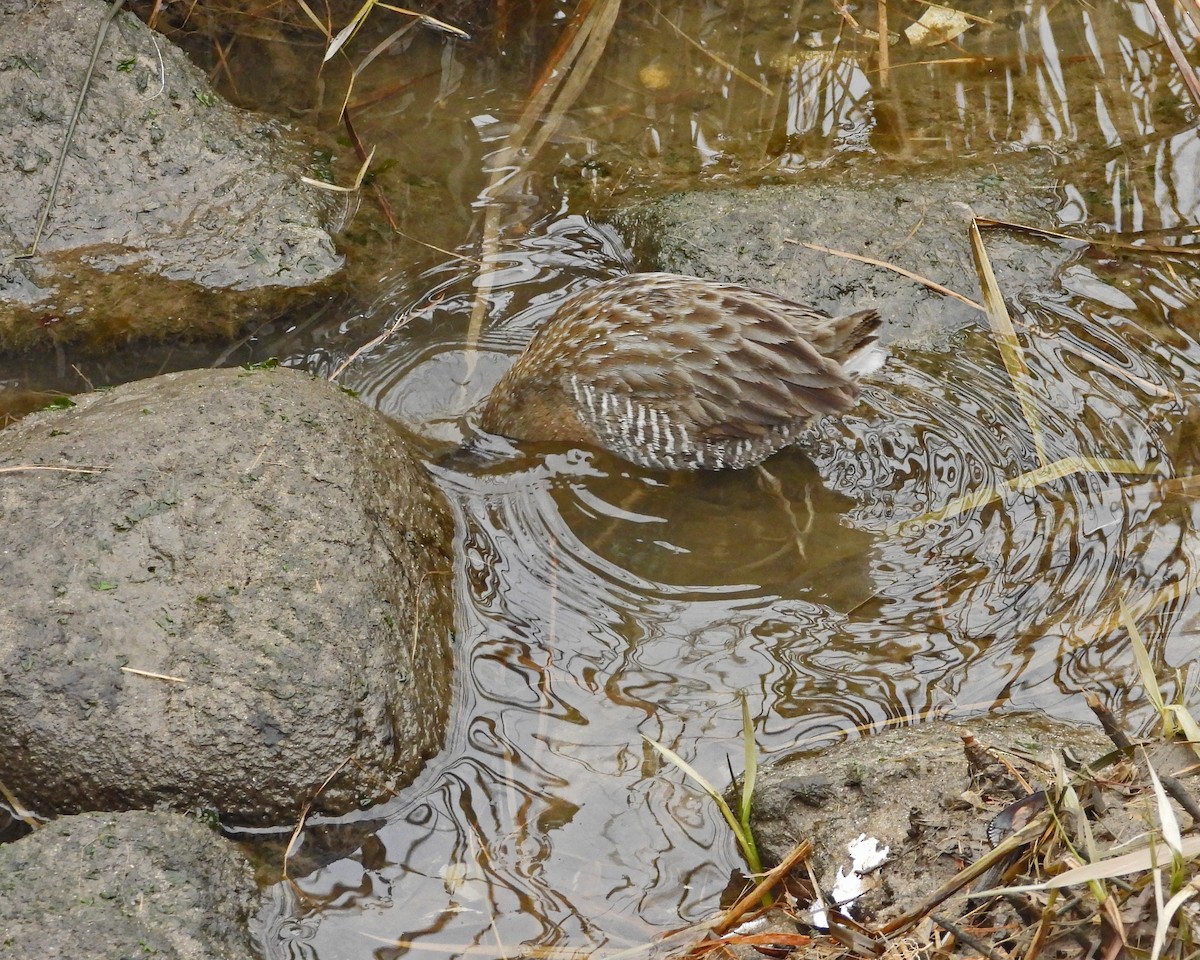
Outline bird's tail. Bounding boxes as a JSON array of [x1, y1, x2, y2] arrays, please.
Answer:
[[837, 309, 885, 379]]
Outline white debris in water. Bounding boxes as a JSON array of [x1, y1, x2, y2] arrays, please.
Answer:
[[439, 861, 486, 901], [731, 916, 771, 937], [810, 834, 890, 928]]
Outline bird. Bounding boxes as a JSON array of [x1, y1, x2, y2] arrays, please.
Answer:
[[479, 272, 883, 471]]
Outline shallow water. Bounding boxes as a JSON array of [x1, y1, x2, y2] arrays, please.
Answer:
[[6, 0, 1200, 956]]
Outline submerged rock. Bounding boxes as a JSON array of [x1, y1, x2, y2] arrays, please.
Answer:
[[0, 367, 454, 824], [0, 810, 260, 959], [0, 0, 343, 351]]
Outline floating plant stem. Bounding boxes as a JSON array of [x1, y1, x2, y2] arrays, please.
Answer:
[[968, 217, 1048, 467], [888, 456, 1153, 533]]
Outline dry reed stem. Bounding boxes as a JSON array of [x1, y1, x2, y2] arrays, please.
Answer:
[[710, 840, 815, 937], [465, 0, 622, 372], [281, 754, 356, 882], [1143, 0, 1200, 109], [328, 295, 437, 381], [877, 0, 890, 88], [0, 778, 39, 829], [27, 0, 127, 257], [878, 812, 1052, 937], [1179, 0, 1200, 34], [975, 216, 1200, 258]]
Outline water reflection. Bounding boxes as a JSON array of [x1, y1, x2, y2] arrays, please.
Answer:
[[268, 230, 1200, 957], [5, 0, 1199, 958]]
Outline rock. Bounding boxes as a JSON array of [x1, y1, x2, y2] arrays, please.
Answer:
[[0, 367, 454, 824], [0, 0, 343, 351], [0, 810, 259, 959], [614, 155, 1068, 346], [744, 715, 1112, 926]]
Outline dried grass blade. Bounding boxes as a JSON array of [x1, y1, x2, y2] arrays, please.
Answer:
[[324, 0, 375, 62], [968, 217, 1047, 466], [979, 834, 1200, 891], [1122, 600, 1200, 756], [375, 4, 471, 38], [293, 0, 331, 39], [1054, 753, 1098, 866], [1143, 754, 1183, 856], [791, 239, 983, 311], [878, 812, 1050, 935], [334, 23, 418, 119], [301, 146, 376, 192], [325, 2, 467, 64], [886, 457, 1151, 533], [1153, 878, 1200, 960]]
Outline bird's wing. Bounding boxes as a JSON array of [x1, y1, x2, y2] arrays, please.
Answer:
[[566, 278, 878, 441]]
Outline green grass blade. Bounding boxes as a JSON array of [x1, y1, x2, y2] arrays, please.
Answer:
[[644, 736, 762, 874]]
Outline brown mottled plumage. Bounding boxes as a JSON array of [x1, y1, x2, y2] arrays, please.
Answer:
[[480, 273, 883, 471]]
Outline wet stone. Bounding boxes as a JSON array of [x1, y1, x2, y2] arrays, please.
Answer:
[[0, 810, 260, 959], [614, 153, 1068, 347], [743, 716, 1113, 926], [754, 775, 835, 810], [0, 0, 343, 351], [0, 367, 454, 824]]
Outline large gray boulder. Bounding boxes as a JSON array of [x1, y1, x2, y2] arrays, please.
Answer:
[[0, 0, 343, 351], [0, 811, 259, 959], [0, 367, 454, 823]]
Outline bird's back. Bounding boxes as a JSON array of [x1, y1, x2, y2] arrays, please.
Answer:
[[481, 273, 882, 470]]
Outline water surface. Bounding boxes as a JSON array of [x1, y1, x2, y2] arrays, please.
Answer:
[[5, 1, 1200, 957]]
